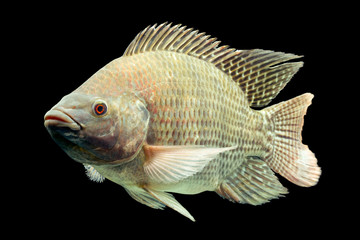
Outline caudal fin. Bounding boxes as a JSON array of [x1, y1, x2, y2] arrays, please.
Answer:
[[264, 93, 321, 187]]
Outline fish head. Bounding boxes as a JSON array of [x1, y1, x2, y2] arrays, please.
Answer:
[[44, 92, 149, 165]]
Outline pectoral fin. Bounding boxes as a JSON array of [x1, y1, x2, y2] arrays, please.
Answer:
[[143, 144, 237, 184], [83, 164, 105, 183]]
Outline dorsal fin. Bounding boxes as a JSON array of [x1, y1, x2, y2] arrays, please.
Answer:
[[123, 22, 303, 107]]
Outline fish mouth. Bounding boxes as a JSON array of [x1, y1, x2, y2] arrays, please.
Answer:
[[44, 109, 82, 131]]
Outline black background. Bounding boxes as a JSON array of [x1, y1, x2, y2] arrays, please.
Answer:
[[9, 2, 350, 238]]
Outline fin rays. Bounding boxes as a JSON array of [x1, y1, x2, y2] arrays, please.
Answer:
[[263, 93, 321, 187], [83, 164, 105, 183], [216, 157, 288, 205], [143, 144, 237, 183], [124, 22, 303, 107]]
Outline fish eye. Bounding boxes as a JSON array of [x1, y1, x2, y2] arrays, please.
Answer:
[[93, 100, 108, 116]]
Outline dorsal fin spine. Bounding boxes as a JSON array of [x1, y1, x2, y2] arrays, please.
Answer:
[[140, 25, 157, 53], [166, 26, 188, 50], [158, 24, 182, 51], [155, 23, 174, 50], [123, 23, 303, 107], [177, 30, 198, 52], [213, 48, 235, 66], [201, 40, 222, 59], [195, 37, 217, 56], [146, 22, 168, 51], [136, 25, 150, 53], [185, 33, 208, 54], [141, 25, 157, 52]]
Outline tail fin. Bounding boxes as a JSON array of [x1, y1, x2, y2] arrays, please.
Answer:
[[263, 93, 321, 187]]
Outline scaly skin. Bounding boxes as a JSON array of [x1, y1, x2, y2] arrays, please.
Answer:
[[77, 51, 273, 194], [45, 23, 319, 220]]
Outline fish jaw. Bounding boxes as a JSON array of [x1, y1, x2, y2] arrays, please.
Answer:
[[44, 108, 96, 165], [44, 108, 82, 131]]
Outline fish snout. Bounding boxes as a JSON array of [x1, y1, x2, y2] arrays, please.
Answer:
[[44, 109, 81, 131]]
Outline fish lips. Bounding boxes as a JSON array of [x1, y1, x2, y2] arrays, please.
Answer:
[[44, 108, 82, 131]]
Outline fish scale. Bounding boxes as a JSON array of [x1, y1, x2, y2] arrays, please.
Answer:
[[90, 51, 270, 193], [45, 23, 320, 221]]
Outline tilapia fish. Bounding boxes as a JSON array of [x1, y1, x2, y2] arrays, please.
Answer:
[[44, 23, 321, 221]]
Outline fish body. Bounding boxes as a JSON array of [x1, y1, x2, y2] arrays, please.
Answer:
[[44, 23, 320, 221]]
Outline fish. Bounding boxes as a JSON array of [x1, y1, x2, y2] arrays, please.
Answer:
[[44, 22, 321, 221]]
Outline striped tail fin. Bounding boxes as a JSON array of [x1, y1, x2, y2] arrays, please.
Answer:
[[263, 93, 321, 187]]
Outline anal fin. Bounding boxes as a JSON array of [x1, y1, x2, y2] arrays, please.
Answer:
[[216, 157, 288, 205]]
